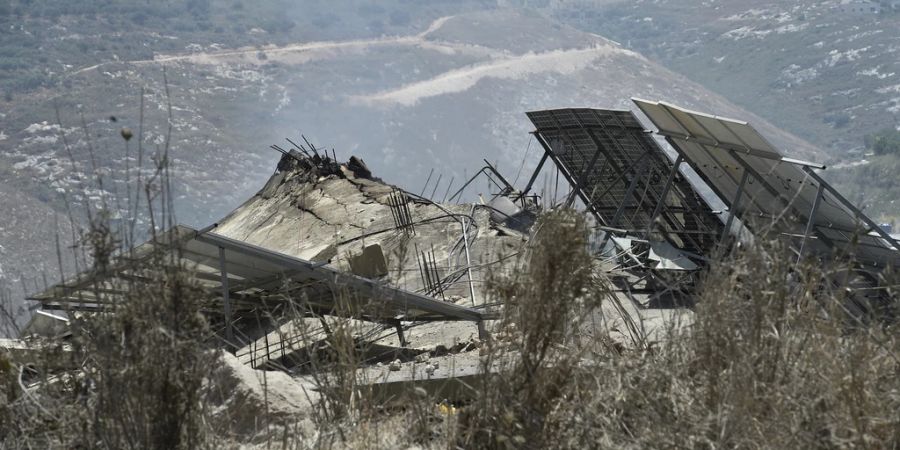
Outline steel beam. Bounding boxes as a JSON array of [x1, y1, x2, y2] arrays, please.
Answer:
[[798, 182, 825, 260], [726, 150, 836, 249], [519, 150, 549, 201], [721, 169, 749, 243], [219, 246, 234, 345], [645, 154, 683, 239], [801, 166, 900, 248]]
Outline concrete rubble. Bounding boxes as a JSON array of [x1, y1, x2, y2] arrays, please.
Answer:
[[214, 151, 533, 369], [205, 350, 317, 441], [10, 100, 896, 444], [4, 147, 685, 427], [205, 148, 690, 406]]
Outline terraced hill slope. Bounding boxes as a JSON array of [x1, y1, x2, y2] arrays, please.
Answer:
[[0, 4, 826, 323]]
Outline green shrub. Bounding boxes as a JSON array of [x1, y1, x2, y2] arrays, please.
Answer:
[[866, 128, 900, 156]]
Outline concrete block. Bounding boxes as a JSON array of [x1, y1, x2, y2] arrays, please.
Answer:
[[349, 243, 389, 278]]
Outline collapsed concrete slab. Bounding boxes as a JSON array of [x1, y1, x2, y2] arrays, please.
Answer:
[[23, 99, 884, 417]]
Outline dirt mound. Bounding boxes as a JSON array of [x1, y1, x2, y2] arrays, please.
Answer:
[[206, 351, 317, 442]]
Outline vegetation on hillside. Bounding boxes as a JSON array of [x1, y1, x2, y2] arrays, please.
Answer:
[[1, 197, 898, 447], [828, 127, 900, 223], [866, 128, 900, 156], [0, 10, 898, 445], [0, 0, 492, 99], [553, 1, 900, 163]]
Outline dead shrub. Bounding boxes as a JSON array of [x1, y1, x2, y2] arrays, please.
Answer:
[[541, 239, 900, 449], [458, 210, 604, 449]]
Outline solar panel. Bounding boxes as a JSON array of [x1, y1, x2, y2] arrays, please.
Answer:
[[526, 108, 724, 256], [29, 225, 493, 341], [632, 98, 900, 270]]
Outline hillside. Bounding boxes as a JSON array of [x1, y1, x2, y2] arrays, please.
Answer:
[[545, 0, 900, 218], [0, 3, 829, 319]]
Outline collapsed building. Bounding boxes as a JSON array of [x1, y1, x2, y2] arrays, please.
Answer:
[[12, 98, 900, 400]]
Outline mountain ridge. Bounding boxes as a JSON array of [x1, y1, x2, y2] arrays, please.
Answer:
[[0, 5, 835, 323]]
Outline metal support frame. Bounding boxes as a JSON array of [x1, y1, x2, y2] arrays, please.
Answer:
[[666, 137, 829, 250], [528, 110, 722, 259], [218, 246, 234, 345], [481, 159, 516, 195], [798, 182, 825, 260], [566, 136, 608, 208], [579, 150, 648, 213], [595, 159, 650, 252], [533, 134, 597, 218], [645, 154, 683, 239], [575, 116, 650, 225], [725, 150, 836, 249], [577, 112, 713, 253], [663, 137, 735, 220], [721, 170, 750, 243], [610, 158, 648, 228], [519, 151, 549, 200], [802, 166, 900, 248], [448, 165, 514, 203], [536, 119, 646, 228]]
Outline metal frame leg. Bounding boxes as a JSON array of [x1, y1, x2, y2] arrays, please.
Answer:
[[645, 154, 683, 239], [218, 246, 234, 346], [721, 170, 750, 243], [798, 182, 825, 261], [394, 321, 408, 348]]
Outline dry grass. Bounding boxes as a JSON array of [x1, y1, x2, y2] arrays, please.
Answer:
[[0, 223, 218, 448], [304, 212, 900, 450], [455, 231, 899, 449], [0, 104, 898, 448], [2, 200, 898, 449], [0, 83, 220, 449]]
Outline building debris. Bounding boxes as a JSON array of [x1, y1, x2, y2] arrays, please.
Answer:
[[15, 98, 899, 408]]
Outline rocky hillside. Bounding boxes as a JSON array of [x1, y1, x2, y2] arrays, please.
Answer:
[[546, 0, 900, 218], [0, 2, 828, 321], [553, 0, 900, 155]]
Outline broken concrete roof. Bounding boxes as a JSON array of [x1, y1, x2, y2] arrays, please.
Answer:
[[214, 151, 530, 310], [212, 151, 532, 363]]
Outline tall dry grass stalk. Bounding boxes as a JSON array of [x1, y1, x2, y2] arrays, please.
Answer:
[[1, 84, 898, 448], [66, 232, 215, 449], [1, 80, 219, 449], [458, 210, 607, 449], [535, 239, 900, 449], [319, 212, 899, 450]]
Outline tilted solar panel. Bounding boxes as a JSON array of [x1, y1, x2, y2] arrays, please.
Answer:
[[526, 108, 724, 256], [29, 225, 492, 328], [633, 98, 900, 270]]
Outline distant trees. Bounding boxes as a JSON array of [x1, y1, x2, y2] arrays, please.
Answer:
[[824, 112, 851, 128], [389, 10, 411, 26], [130, 11, 148, 25], [865, 127, 900, 155], [186, 0, 210, 17], [262, 17, 295, 33], [877, 0, 900, 13]]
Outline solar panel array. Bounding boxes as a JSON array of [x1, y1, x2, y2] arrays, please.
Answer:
[[633, 98, 900, 270], [527, 108, 724, 255], [30, 225, 491, 327]]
